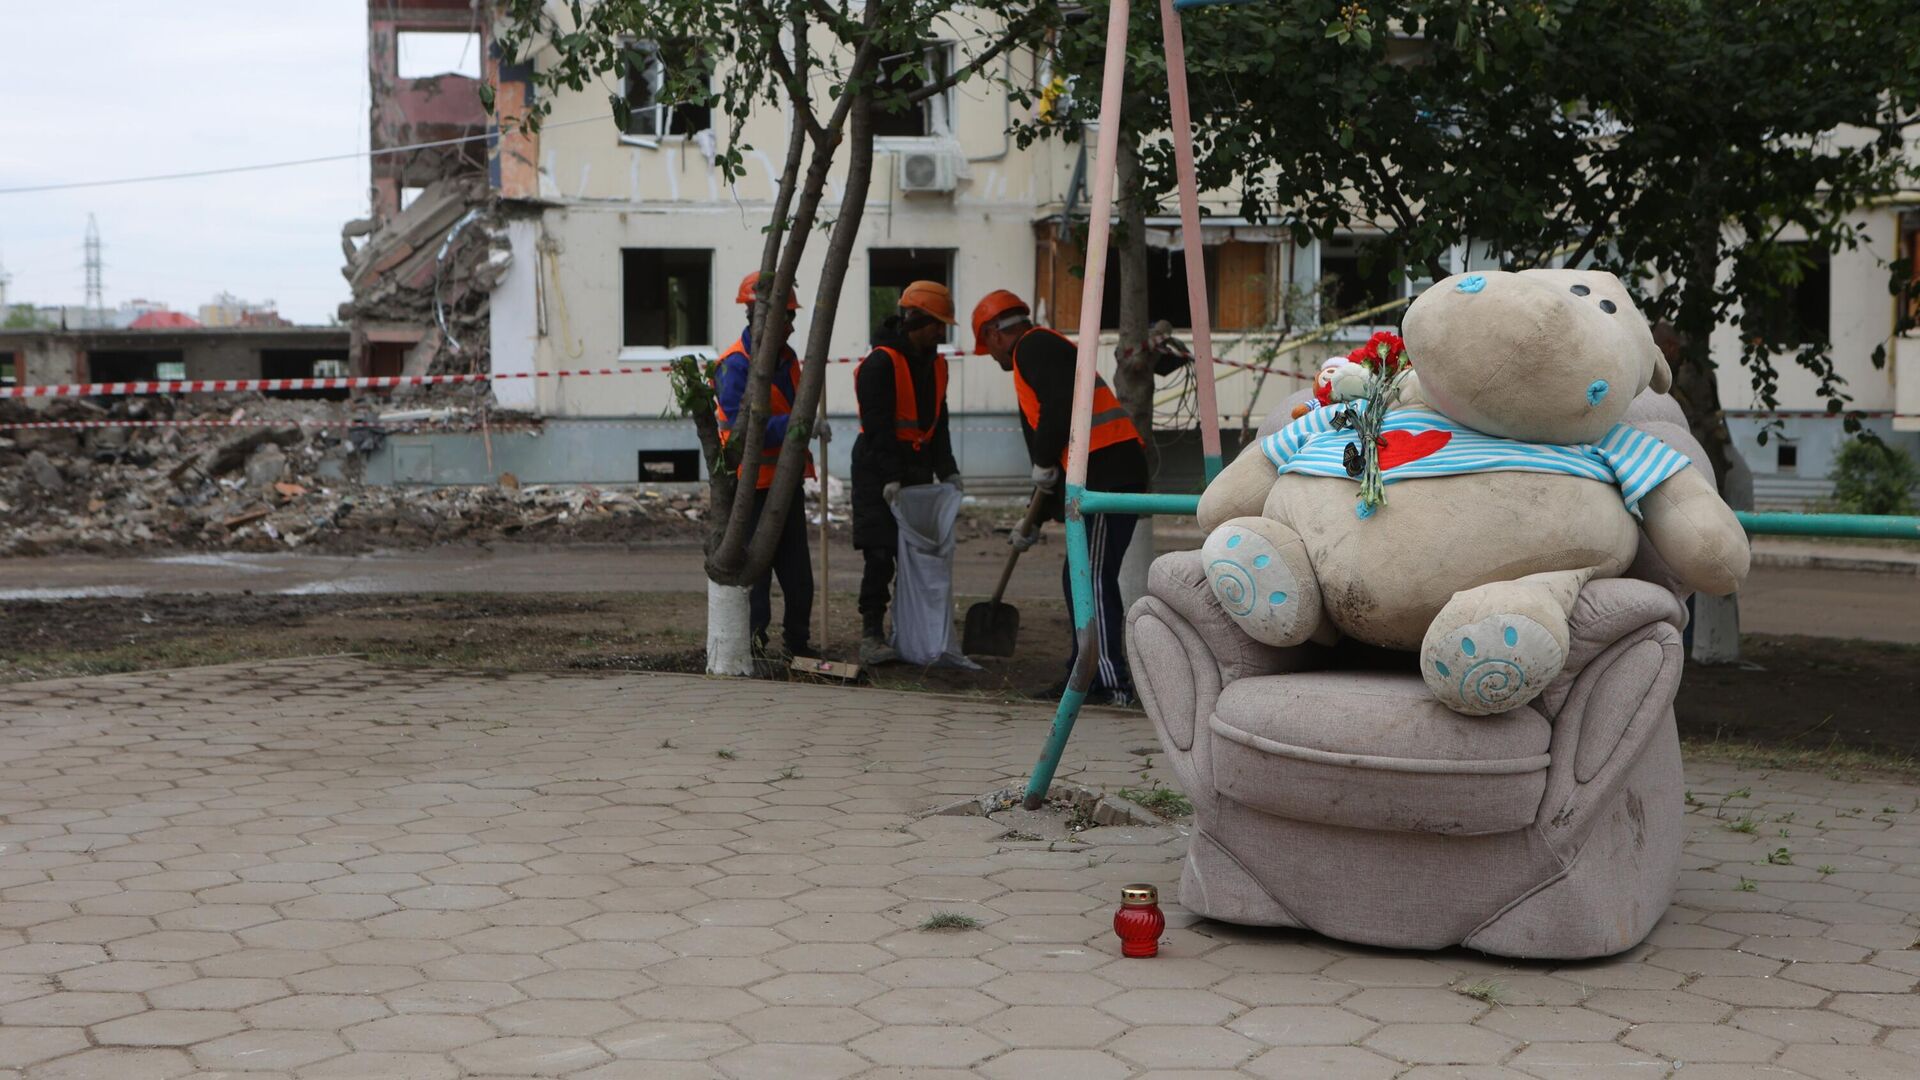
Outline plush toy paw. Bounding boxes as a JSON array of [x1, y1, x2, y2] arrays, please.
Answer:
[[1421, 613, 1565, 716], [1201, 517, 1322, 647]]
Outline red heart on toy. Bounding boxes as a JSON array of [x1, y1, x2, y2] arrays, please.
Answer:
[[1377, 429, 1451, 471]]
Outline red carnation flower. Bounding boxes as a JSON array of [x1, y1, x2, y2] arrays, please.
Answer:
[[1347, 331, 1409, 375]]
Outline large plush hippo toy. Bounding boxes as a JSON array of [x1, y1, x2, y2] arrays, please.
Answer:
[[1197, 269, 1750, 715]]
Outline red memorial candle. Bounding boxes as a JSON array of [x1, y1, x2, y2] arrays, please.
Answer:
[[1114, 884, 1165, 958]]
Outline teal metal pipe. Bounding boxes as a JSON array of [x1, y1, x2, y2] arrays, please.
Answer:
[[1079, 490, 1204, 516], [1024, 485, 1100, 809], [1737, 512, 1920, 540]]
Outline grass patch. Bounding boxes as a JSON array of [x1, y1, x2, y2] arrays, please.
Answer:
[[1725, 815, 1758, 834], [1119, 785, 1194, 820], [715, 749, 737, 760], [1817, 864, 1838, 876], [1456, 979, 1507, 1005], [1683, 737, 1920, 780], [919, 912, 981, 932], [1737, 877, 1758, 892]]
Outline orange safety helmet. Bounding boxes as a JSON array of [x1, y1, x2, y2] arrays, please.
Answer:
[[735, 271, 801, 311], [897, 280, 956, 325], [970, 289, 1030, 354]]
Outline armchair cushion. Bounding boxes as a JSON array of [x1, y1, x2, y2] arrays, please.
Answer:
[[1212, 672, 1551, 836]]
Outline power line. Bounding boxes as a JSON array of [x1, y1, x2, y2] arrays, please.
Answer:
[[0, 116, 611, 197]]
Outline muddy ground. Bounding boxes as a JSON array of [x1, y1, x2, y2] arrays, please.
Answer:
[[4, 591, 1915, 774]]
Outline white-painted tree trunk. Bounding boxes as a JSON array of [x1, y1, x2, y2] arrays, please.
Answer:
[[706, 581, 754, 676], [1691, 592, 1742, 665], [1119, 515, 1154, 616]]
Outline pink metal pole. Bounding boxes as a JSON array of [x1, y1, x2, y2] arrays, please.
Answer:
[[1159, 0, 1223, 477], [1064, 0, 1132, 491]]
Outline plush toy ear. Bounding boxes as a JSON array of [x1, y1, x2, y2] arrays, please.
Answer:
[[1651, 351, 1673, 394]]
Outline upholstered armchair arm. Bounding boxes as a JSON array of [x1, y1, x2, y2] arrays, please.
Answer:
[[1534, 578, 1690, 846], [1127, 552, 1316, 805]]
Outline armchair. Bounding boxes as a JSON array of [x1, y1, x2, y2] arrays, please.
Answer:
[[1127, 392, 1708, 959]]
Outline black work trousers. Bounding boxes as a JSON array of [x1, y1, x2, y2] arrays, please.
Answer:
[[748, 488, 813, 652], [1062, 512, 1137, 696], [858, 548, 895, 635]]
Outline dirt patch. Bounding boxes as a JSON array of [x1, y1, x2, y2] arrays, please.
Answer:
[[5, 593, 1913, 768], [1677, 635, 1920, 772]]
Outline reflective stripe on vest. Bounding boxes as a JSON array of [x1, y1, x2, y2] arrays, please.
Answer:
[[1012, 328, 1142, 468], [857, 346, 948, 452], [713, 338, 813, 490]]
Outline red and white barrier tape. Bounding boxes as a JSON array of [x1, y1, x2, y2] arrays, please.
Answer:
[[1, 351, 1332, 400], [0, 356, 875, 401]]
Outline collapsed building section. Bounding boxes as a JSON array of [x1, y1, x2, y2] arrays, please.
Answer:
[[340, 0, 506, 386]]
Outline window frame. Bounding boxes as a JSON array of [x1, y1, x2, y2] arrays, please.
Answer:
[[618, 39, 713, 148], [620, 247, 715, 355], [872, 42, 958, 144]]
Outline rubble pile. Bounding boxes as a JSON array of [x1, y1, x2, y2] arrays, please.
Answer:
[[0, 396, 707, 556]]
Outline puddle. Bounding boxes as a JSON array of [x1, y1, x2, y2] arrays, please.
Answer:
[[278, 579, 381, 596], [0, 586, 148, 601], [150, 553, 278, 572]]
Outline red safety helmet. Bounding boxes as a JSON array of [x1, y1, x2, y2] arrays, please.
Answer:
[[735, 271, 801, 311], [970, 289, 1030, 354]]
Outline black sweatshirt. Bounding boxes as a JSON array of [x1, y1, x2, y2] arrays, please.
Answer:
[[1012, 327, 1149, 520], [851, 321, 957, 488]]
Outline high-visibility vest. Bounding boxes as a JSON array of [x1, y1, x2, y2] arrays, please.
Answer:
[[858, 346, 948, 452], [713, 338, 813, 491], [1012, 327, 1142, 467]]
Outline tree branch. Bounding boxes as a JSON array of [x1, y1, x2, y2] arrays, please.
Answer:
[[904, 12, 1035, 104]]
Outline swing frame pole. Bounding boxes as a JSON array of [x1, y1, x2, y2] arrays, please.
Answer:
[[1023, 0, 1226, 808]]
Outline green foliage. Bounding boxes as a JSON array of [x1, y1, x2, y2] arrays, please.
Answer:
[[2, 306, 50, 330], [1119, 784, 1194, 819], [919, 911, 981, 931], [1828, 438, 1919, 516], [1030, 0, 1920, 434]]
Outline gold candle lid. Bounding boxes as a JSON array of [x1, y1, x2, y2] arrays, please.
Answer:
[[1120, 884, 1159, 906]]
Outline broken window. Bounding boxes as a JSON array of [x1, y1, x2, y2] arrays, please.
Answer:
[[621, 41, 712, 140], [1, 352, 15, 387], [262, 349, 352, 401], [868, 248, 956, 340], [1748, 242, 1831, 348], [1317, 234, 1402, 325], [1900, 211, 1920, 335], [873, 43, 956, 139], [623, 249, 712, 349], [1034, 223, 1275, 332], [86, 349, 183, 387], [395, 31, 482, 80]]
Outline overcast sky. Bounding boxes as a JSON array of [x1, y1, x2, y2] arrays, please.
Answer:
[[1, 2, 368, 324]]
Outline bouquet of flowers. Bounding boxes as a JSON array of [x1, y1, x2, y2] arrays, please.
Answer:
[[1326, 331, 1414, 518]]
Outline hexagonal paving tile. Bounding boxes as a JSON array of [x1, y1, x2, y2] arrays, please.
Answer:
[[1, 662, 1917, 1080]]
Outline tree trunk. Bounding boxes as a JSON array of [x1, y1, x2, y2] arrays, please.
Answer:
[[1669, 178, 1738, 493], [1112, 135, 1157, 613], [740, 88, 878, 577], [706, 581, 754, 676]]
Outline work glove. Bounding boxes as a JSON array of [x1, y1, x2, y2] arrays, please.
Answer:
[[943, 474, 964, 493], [1008, 526, 1039, 553], [1031, 464, 1062, 492], [883, 481, 901, 505]]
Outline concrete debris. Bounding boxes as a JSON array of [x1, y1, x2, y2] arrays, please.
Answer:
[[0, 395, 706, 557], [341, 177, 503, 377]]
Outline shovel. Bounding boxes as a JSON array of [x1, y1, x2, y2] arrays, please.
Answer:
[[962, 489, 1050, 657], [792, 389, 859, 682]]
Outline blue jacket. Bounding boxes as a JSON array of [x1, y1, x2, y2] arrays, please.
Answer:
[[715, 325, 799, 445]]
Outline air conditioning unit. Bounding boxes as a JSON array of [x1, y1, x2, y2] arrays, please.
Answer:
[[897, 148, 958, 193]]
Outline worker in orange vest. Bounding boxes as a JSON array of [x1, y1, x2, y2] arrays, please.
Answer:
[[852, 281, 961, 665], [714, 271, 817, 661], [971, 290, 1148, 706]]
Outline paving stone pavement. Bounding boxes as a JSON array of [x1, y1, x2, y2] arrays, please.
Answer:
[[0, 657, 1915, 1080]]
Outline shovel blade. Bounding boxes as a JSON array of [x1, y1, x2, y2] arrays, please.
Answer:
[[963, 601, 1020, 657]]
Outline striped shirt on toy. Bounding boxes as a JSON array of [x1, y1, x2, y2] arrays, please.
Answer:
[[1260, 402, 1693, 518]]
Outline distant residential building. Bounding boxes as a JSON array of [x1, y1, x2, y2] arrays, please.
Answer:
[[200, 292, 290, 328], [128, 310, 202, 330]]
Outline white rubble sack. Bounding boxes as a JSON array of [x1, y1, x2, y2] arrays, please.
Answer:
[[889, 482, 980, 669]]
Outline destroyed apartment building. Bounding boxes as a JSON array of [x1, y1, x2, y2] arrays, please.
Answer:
[[339, 0, 509, 388]]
